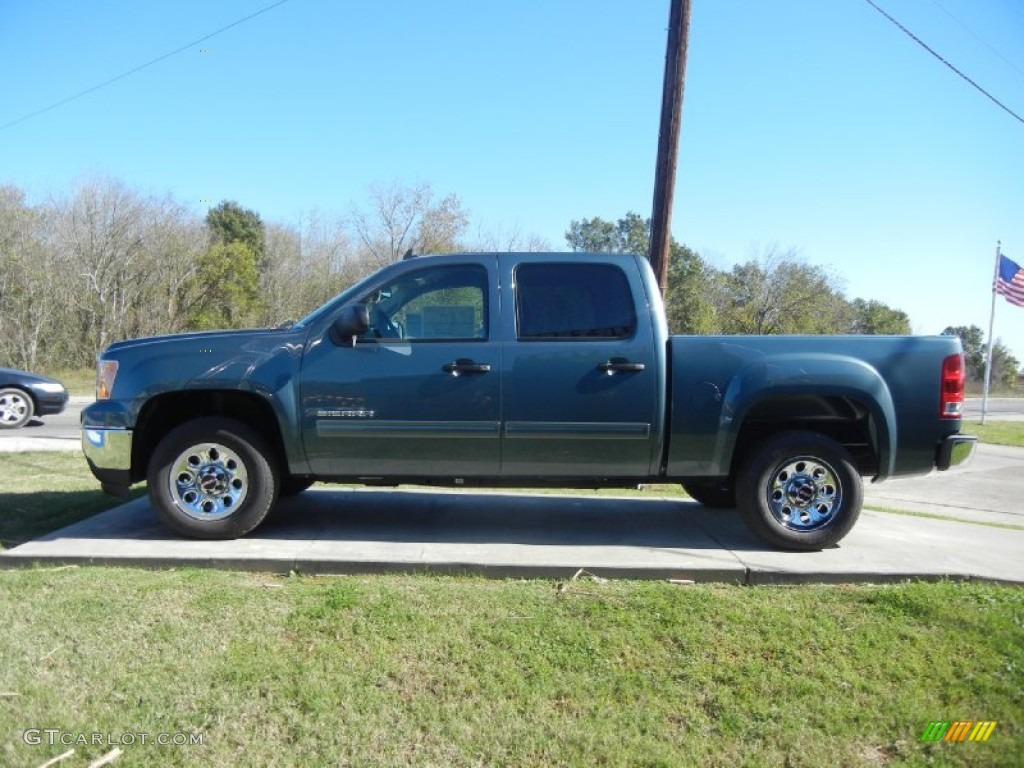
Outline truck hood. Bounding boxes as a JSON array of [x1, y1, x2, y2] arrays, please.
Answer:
[[103, 327, 286, 355], [102, 326, 308, 403]]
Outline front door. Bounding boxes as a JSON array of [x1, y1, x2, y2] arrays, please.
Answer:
[[300, 258, 500, 478]]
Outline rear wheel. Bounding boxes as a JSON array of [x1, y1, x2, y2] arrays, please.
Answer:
[[147, 418, 278, 539], [736, 431, 862, 551], [681, 479, 736, 508], [0, 387, 33, 429]]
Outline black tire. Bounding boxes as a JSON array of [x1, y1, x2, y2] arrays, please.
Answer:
[[736, 431, 863, 551], [147, 417, 278, 539], [280, 477, 315, 497], [681, 479, 736, 508], [0, 387, 34, 429]]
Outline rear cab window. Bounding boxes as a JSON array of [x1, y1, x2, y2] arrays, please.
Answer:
[[515, 262, 636, 340]]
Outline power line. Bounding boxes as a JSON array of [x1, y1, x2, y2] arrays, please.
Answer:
[[862, 0, 1024, 127], [930, 0, 1024, 82], [0, 0, 290, 132]]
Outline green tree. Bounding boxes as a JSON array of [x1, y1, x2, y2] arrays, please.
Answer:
[[183, 241, 262, 329], [187, 201, 267, 329], [665, 244, 718, 334], [848, 299, 912, 335], [716, 249, 850, 335], [565, 211, 651, 255], [990, 341, 1020, 389], [565, 216, 619, 253], [206, 200, 266, 268]]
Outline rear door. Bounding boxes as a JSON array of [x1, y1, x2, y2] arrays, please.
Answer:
[[499, 255, 660, 478]]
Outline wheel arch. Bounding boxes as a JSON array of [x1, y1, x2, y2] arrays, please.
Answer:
[[131, 390, 290, 483], [711, 354, 897, 482]]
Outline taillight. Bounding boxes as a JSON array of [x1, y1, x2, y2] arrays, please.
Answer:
[[97, 359, 119, 400], [940, 353, 965, 419]]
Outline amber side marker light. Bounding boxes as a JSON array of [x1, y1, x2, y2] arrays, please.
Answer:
[[97, 360, 119, 400]]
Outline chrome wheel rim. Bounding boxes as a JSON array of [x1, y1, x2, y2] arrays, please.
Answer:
[[766, 455, 842, 532], [167, 442, 248, 521], [0, 392, 29, 425]]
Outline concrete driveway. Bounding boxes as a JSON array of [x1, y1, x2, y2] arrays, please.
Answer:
[[863, 443, 1023, 528], [3, 453, 1022, 584]]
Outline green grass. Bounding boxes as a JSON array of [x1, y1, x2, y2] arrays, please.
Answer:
[[966, 421, 1024, 448], [0, 570, 1019, 767], [0, 451, 144, 550], [865, 504, 1024, 532]]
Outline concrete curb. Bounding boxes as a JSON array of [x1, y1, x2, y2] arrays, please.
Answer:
[[2, 552, 1018, 586]]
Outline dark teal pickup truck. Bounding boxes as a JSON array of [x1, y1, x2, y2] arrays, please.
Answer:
[[82, 252, 976, 550]]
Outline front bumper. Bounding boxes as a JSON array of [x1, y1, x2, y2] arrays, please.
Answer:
[[35, 389, 69, 416], [82, 427, 134, 495], [936, 434, 977, 471]]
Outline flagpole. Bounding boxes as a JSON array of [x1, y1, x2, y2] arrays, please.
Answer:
[[981, 240, 1001, 426]]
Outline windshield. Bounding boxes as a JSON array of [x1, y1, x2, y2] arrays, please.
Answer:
[[293, 269, 385, 329]]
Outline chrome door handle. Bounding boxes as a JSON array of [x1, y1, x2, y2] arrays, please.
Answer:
[[597, 359, 646, 375], [443, 359, 492, 376]]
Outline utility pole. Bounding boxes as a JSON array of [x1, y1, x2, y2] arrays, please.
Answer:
[[649, 0, 691, 294]]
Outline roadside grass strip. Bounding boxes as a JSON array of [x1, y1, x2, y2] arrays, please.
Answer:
[[0, 570, 1021, 767], [967, 421, 1024, 448]]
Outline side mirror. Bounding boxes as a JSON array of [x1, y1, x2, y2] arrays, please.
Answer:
[[329, 304, 370, 346]]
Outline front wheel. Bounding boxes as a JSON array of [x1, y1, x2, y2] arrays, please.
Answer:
[[736, 431, 863, 551], [147, 418, 278, 539], [0, 387, 34, 429]]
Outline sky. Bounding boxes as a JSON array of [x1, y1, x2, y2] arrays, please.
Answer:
[[1, 0, 1022, 359]]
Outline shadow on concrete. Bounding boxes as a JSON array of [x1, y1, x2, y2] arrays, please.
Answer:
[[255, 488, 769, 550], [24, 488, 769, 552]]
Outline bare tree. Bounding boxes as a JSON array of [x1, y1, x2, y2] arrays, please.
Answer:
[[350, 181, 469, 266], [262, 211, 359, 324], [0, 186, 53, 368], [466, 221, 551, 252]]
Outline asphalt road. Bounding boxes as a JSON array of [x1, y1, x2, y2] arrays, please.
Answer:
[[963, 397, 1024, 421]]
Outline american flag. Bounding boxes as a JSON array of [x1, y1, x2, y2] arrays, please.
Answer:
[[995, 254, 1024, 307]]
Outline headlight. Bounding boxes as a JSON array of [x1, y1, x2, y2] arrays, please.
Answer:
[[97, 360, 119, 400], [34, 382, 66, 394]]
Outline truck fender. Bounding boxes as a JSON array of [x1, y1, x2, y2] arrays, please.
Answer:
[[711, 353, 897, 480]]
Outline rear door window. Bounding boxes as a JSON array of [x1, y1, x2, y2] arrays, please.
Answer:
[[515, 263, 636, 340]]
